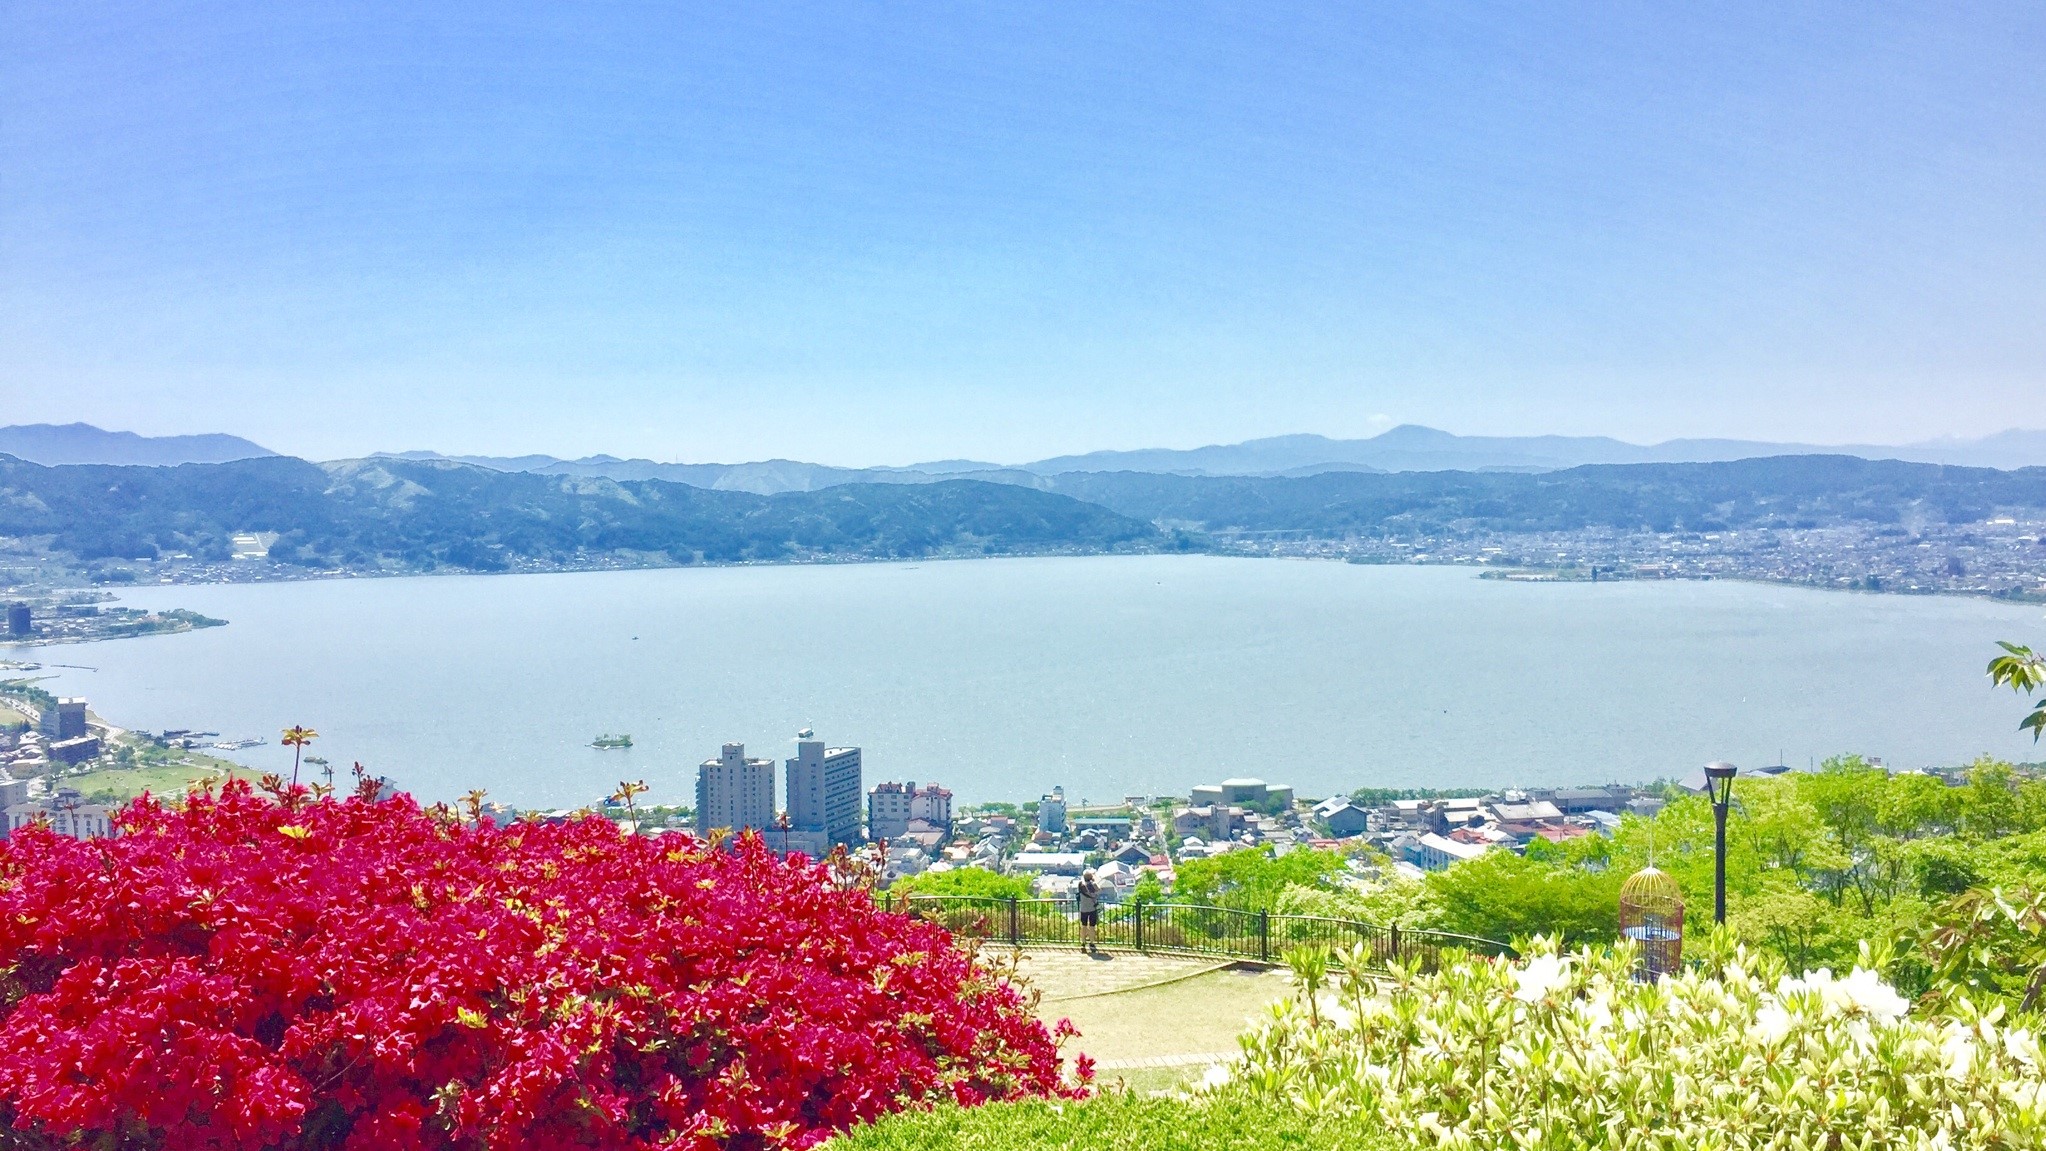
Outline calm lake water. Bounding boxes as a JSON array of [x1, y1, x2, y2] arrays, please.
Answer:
[[26, 556, 2046, 808]]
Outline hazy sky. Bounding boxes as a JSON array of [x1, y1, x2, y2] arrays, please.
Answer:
[[3, 2, 2042, 465]]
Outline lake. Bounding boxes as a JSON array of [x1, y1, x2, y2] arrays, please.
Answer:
[[26, 556, 2046, 808]]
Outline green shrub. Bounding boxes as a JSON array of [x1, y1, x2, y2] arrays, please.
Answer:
[[1222, 933, 2046, 1149], [826, 1092, 1395, 1150], [888, 867, 1035, 902]]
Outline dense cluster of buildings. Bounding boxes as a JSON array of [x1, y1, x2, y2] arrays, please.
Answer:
[[0, 693, 116, 839], [1246, 518, 2046, 601], [0, 598, 223, 646], [686, 730, 958, 869], [1303, 786, 1664, 873], [0, 694, 103, 775], [674, 755, 1677, 901]]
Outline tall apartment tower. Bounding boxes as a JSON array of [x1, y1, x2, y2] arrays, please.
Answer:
[[5, 604, 29, 637], [784, 729, 863, 848], [695, 743, 775, 838], [39, 698, 87, 741]]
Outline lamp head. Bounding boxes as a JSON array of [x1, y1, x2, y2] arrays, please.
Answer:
[[1702, 761, 1738, 807]]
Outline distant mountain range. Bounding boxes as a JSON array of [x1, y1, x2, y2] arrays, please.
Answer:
[[1030, 456, 2046, 537], [12, 421, 2046, 494], [1017, 426, 2046, 475], [377, 425, 2046, 495], [0, 455, 1162, 572], [4, 451, 2042, 579], [0, 423, 276, 466]]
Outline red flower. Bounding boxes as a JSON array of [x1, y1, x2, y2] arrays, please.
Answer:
[[0, 780, 1077, 1149]]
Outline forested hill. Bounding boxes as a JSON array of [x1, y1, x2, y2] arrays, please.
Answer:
[[1037, 455, 2046, 535], [7, 453, 2044, 579], [0, 455, 1162, 572]]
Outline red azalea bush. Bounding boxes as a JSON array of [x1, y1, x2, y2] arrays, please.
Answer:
[[0, 779, 1079, 1150]]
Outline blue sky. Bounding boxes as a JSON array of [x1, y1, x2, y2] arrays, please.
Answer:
[[3, 2, 2042, 465]]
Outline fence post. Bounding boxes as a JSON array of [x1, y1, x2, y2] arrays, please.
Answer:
[[1007, 897, 1020, 946], [1134, 903, 1145, 952], [1258, 910, 1270, 964], [1390, 921, 1400, 965]]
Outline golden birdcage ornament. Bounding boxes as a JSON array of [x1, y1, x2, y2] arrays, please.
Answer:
[[1618, 865, 1684, 980]]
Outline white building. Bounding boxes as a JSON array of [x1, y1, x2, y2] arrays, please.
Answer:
[[785, 730, 863, 848], [7, 789, 115, 840], [909, 782, 953, 831], [1010, 851, 1088, 875], [868, 779, 952, 841], [868, 781, 912, 840], [1404, 832, 1491, 872], [695, 743, 776, 838]]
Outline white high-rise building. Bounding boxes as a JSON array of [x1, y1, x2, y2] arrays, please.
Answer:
[[785, 729, 862, 848], [695, 743, 775, 838]]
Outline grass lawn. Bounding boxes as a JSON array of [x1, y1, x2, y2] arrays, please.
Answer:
[[62, 758, 264, 802], [1009, 948, 1295, 1092], [1053, 965, 1291, 1082], [826, 1092, 1392, 1150]]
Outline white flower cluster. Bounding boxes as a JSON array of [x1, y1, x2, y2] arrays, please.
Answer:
[[1217, 936, 2046, 1150]]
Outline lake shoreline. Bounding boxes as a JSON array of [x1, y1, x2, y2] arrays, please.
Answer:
[[21, 556, 2043, 809], [13, 545, 2045, 630]]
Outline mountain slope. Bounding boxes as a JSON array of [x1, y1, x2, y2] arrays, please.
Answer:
[[1037, 456, 2046, 536], [0, 423, 276, 466], [0, 456, 1161, 571], [373, 451, 1052, 494]]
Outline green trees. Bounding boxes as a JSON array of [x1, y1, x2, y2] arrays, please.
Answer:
[[1419, 849, 1620, 946], [887, 868, 1035, 902], [1387, 755, 2046, 976], [1169, 848, 1350, 913]]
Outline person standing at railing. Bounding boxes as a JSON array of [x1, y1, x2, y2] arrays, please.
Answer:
[[1077, 869, 1101, 953]]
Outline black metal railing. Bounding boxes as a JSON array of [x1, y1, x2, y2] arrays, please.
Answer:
[[879, 892, 1515, 971]]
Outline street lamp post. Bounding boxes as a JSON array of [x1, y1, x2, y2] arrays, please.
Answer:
[[1702, 761, 1739, 924]]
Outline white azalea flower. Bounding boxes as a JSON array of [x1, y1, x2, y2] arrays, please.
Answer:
[[2005, 1027, 2039, 1069], [1835, 966, 1909, 1020], [1754, 1002, 1795, 1046], [1512, 955, 1570, 1004], [1942, 1028, 1977, 1080]]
